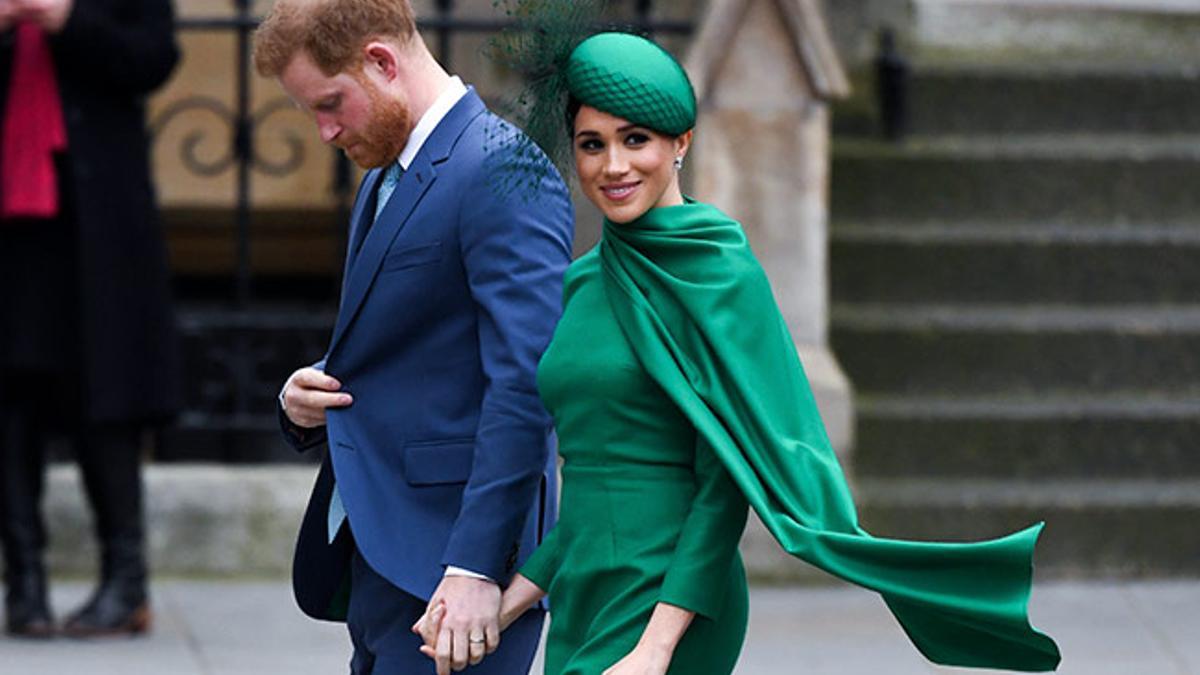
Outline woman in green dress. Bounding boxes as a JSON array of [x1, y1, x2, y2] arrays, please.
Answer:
[[419, 31, 1061, 675]]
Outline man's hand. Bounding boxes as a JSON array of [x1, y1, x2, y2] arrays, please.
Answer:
[[10, 0, 73, 33], [414, 574, 545, 671], [417, 576, 501, 674], [280, 367, 352, 429]]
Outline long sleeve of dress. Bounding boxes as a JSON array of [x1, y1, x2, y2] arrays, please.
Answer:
[[518, 524, 562, 592], [658, 435, 748, 620]]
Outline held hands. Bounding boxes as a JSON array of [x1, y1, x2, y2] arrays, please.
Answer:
[[413, 577, 675, 674], [1, 0, 73, 33], [412, 576, 502, 675], [280, 367, 352, 429], [413, 573, 547, 673]]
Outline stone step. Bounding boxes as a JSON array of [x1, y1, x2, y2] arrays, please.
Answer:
[[831, 223, 1200, 304], [906, 65, 1200, 135], [834, 65, 1200, 138], [855, 478, 1200, 577], [831, 304, 1200, 395], [831, 136, 1200, 224], [907, 0, 1200, 66], [853, 395, 1200, 480]]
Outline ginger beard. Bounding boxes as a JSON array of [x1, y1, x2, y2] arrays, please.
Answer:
[[338, 72, 412, 169]]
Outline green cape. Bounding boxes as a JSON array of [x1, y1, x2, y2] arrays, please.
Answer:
[[599, 200, 1061, 672]]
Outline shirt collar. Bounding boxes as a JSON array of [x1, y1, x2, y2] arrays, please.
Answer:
[[396, 76, 468, 171]]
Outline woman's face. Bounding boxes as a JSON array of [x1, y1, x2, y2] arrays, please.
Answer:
[[573, 105, 691, 224]]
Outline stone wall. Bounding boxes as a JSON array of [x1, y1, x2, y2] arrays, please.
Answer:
[[686, 0, 853, 458]]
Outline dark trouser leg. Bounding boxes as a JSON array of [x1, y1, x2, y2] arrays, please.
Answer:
[[62, 423, 151, 637], [0, 408, 54, 637]]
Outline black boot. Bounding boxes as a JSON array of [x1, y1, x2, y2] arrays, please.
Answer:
[[4, 563, 55, 638], [0, 410, 55, 638], [59, 544, 150, 638], [61, 425, 151, 638]]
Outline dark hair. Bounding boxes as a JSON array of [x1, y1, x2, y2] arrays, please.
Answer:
[[566, 97, 685, 142], [565, 95, 583, 137]]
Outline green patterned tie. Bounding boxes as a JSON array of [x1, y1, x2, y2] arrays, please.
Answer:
[[374, 161, 403, 223]]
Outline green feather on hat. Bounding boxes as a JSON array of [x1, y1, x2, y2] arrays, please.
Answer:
[[485, 2, 695, 197]]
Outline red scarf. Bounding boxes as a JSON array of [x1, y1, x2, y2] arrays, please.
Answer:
[[2, 22, 68, 220]]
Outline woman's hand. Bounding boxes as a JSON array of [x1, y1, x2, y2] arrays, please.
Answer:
[[601, 602, 694, 675], [498, 574, 547, 631], [602, 642, 673, 675], [412, 601, 447, 662]]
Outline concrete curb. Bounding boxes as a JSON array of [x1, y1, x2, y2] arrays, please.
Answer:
[[45, 465, 822, 582], [46, 465, 314, 577]]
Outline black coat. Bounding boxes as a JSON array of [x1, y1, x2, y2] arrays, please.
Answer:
[[0, 0, 181, 423]]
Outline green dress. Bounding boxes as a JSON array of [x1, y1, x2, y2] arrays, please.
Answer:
[[523, 247, 751, 674], [523, 200, 1060, 674]]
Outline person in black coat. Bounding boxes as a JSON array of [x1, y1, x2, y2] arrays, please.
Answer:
[[0, 0, 180, 638]]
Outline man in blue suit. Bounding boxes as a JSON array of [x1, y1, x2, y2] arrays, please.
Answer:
[[253, 1, 573, 672]]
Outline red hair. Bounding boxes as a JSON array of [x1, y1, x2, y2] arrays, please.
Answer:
[[253, 0, 417, 77]]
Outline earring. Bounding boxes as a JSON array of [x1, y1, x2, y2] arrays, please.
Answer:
[[673, 155, 685, 171]]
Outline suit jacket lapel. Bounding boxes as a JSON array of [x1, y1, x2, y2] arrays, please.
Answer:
[[343, 167, 384, 277], [328, 153, 437, 353], [327, 89, 489, 356]]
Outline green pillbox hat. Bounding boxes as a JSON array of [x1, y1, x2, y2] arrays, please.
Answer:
[[566, 32, 697, 136]]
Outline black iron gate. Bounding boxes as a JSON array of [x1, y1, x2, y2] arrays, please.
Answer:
[[154, 0, 694, 462]]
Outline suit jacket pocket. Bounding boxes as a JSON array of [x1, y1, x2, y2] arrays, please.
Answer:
[[381, 241, 443, 273], [403, 438, 475, 485]]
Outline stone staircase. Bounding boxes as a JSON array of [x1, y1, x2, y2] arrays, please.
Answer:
[[829, 2, 1200, 577]]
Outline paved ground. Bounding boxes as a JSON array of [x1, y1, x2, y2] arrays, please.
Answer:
[[1, 579, 1196, 674]]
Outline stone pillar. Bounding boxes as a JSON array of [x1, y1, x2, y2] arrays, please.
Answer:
[[686, 0, 855, 462]]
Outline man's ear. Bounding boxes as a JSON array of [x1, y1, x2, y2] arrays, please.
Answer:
[[362, 41, 401, 82]]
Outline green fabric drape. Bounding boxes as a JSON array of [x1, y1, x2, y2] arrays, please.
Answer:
[[598, 199, 1061, 672]]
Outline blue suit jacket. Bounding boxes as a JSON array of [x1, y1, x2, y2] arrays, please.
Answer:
[[282, 90, 573, 620]]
